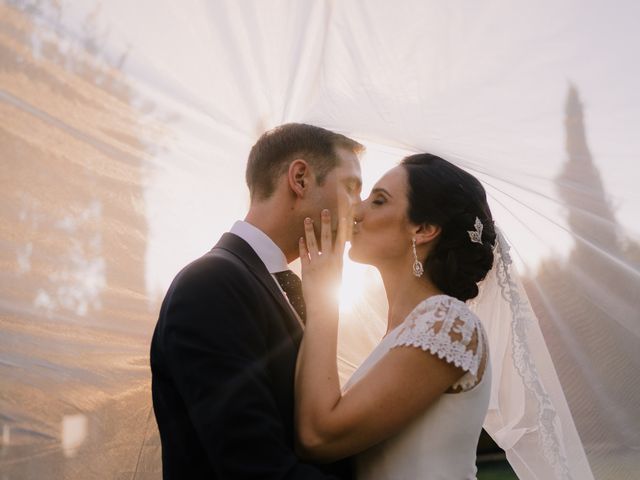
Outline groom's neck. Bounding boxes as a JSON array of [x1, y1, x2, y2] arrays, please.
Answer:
[[245, 202, 300, 264]]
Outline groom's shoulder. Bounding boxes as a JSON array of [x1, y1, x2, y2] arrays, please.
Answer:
[[171, 247, 250, 292], [163, 232, 267, 304]]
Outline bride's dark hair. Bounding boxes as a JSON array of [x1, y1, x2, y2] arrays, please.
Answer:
[[401, 153, 496, 301]]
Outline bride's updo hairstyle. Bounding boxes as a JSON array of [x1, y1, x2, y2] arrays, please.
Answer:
[[401, 153, 496, 301]]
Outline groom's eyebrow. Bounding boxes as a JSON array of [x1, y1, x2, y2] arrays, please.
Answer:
[[371, 187, 392, 197]]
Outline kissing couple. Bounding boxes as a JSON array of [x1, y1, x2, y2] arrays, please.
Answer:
[[151, 123, 496, 479]]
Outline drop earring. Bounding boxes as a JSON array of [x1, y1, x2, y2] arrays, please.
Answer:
[[412, 238, 424, 277]]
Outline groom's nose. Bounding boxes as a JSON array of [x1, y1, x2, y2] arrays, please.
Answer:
[[352, 201, 364, 222]]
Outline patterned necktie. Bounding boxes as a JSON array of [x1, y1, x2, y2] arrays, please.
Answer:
[[274, 270, 306, 324]]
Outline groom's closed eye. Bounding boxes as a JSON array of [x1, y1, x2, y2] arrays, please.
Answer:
[[344, 178, 362, 196]]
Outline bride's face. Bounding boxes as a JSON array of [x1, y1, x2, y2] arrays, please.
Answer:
[[349, 166, 415, 267]]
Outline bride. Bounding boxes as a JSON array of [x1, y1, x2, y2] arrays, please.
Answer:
[[295, 153, 496, 479]]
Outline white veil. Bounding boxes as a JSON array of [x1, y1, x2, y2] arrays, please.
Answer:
[[2, 1, 639, 479], [469, 228, 593, 479]]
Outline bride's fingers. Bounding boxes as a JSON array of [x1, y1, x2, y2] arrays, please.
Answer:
[[304, 217, 319, 258], [320, 209, 332, 254], [299, 237, 309, 268], [335, 211, 351, 258]]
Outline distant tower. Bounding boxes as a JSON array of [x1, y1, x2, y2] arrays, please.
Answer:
[[557, 84, 619, 251], [524, 84, 640, 461]]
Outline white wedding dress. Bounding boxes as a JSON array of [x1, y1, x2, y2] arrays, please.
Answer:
[[343, 294, 491, 480]]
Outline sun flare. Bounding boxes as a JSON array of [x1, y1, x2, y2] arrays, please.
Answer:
[[339, 253, 370, 313]]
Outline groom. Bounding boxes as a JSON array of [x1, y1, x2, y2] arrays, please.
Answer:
[[150, 123, 363, 479]]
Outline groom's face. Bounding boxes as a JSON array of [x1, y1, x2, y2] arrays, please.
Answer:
[[308, 146, 362, 237]]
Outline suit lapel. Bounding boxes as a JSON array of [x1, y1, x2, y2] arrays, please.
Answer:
[[213, 232, 303, 340]]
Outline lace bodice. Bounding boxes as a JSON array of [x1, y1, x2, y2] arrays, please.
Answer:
[[390, 295, 487, 391]]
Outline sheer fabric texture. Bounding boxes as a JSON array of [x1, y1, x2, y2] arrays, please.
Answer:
[[1, 1, 639, 479]]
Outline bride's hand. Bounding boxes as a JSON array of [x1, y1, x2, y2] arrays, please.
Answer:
[[299, 209, 349, 313]]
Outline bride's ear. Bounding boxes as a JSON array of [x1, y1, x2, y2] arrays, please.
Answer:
[[413, 223, 441, 246], [288, 159, 309, 198]]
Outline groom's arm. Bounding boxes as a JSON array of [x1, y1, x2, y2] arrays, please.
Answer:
[[161, 256, 340, 479]]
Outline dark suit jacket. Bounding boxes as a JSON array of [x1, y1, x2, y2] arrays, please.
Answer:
[[151, 232, 351, 479]]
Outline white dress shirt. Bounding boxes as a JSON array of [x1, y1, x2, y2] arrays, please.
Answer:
[[229, 220, 303, 327]]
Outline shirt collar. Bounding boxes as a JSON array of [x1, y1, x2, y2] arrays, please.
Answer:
[[229, 221, 289, 273]]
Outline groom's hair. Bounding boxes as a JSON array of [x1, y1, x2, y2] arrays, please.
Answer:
[[246, 123, 363, 201]]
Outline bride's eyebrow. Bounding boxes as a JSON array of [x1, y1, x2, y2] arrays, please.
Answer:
[[371, 187, 392, 197]]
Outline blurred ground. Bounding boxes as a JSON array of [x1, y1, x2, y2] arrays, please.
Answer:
[[476, 429, 518, 480]]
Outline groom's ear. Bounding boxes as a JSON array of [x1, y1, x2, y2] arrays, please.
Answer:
[[288, 159, 310, 198], [414, 223, 441, 245]]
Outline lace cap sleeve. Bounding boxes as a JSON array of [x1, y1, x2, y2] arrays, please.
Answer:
[[389, 295, 486, 390]]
